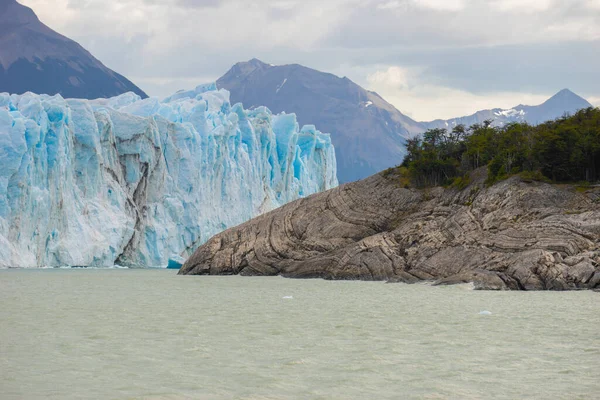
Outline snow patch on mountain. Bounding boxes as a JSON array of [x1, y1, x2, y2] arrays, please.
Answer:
[[494, 108, 526, 118], [276, 78, 288, 94], [421, 89, 593, 132]]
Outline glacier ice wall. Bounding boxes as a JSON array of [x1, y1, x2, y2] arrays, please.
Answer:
[[0, 84, 337, 268]]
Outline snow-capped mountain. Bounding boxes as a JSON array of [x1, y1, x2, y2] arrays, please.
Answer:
[[0, 84, 337, 268], [0, 0, 147, 99], [217, 60, 594, 183], [421, 89, 593, 130], [217, 59, 423, 183]]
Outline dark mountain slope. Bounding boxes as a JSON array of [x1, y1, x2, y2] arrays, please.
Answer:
[[0, 0, 147, 99], [218, 59, 424, 183]]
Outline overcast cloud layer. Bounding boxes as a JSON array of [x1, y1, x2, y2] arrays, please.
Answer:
[[19, 0, 600, 120]]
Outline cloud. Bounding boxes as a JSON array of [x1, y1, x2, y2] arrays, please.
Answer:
[[327, 0, 600, 50], [367, 66, 412, 89], [587, 0, 600, 9], [175, 0, 221, 8], [364, 65, 551, 120], [588, 96, 600, 107], [377, 1, 402, 10], [491, 0, 553, 13], [376, 0, 465, 11], [414, 0, 465, 11], [17, 0, 600, 120]]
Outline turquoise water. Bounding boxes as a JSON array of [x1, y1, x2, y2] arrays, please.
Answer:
[[1, 269, 599, 399]]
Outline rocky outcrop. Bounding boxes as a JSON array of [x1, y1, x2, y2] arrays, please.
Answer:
[[180, 169, 600, 290]]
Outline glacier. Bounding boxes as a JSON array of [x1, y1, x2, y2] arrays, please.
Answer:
[[0, 84, 338, 268]]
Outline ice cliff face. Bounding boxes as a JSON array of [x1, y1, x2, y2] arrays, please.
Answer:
[[0, 84, 337, 268]]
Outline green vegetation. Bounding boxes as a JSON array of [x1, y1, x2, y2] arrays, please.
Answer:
[[401, 107, 600, 187]]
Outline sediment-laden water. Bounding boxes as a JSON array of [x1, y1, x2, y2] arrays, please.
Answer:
[[1, 269, 598, 399]]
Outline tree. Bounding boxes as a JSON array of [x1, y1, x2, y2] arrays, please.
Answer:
[[400, 108, 600, 187]]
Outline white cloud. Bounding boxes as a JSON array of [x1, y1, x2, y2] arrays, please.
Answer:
[[586, 0, 600, 9], [17, 0, 600, 110], [545, 19, 600, 41], [413, 0, 465, 11], [365, 65, 550, 120], [377, 1, 402, 10], [21, 0, 600, 61], [491, 0, 553, 13], [375, 0, 465, 11], [269, 1, 299, 11], [367, 66, 412, 89], [21, 0, 355, 52], [19, 0, 74, 31], [588, 96, 600, 107]]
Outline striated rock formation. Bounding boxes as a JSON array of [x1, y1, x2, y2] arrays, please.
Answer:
[[180, 169, 600, 290]]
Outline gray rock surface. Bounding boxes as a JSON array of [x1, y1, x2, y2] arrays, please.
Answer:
[[180, 170, 600, 290]]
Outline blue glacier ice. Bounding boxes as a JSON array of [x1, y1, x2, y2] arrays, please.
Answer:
[[0, 84, 337, 268]]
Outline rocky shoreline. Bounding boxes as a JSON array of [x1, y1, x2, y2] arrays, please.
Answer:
[[180, 169, 600, 290]]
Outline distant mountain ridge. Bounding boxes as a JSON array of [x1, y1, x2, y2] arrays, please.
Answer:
[[218, 59, 594, 183], [0, 0, 146, 99], [421, 89, 593, 131], [217, 59, 423, 183]]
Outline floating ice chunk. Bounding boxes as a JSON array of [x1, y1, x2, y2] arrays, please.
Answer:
[[479, 310, 492, 315], [282, 296, 294, 299]]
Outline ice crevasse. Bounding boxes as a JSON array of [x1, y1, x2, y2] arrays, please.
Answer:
[[0, 84, 338, 268]]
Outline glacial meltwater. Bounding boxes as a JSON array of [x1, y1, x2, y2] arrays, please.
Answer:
[[1, 269, 599, 400]]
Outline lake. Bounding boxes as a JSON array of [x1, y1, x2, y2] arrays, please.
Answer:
[[1, 269, 599, 399]]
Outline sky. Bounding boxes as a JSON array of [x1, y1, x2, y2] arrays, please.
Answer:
[[19, 0, 600, 121]]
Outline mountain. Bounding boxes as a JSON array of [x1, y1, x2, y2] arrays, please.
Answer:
[[0, 0, 147, 99], [0, 85, 337, 268], [180, 169, 600, 291], [217, 59, 424, 183], [217, 60, 594, 183], [422, 89, 593, 131]]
